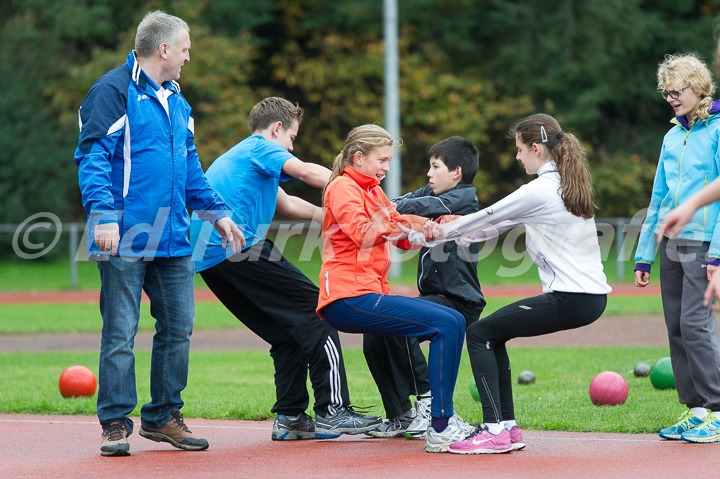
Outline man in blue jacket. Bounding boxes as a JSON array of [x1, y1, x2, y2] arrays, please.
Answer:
[[73, 10, 244, 457]]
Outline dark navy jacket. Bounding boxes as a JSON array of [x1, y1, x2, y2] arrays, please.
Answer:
[[74, 51, 227, 258], [394, 183, 485, 307]]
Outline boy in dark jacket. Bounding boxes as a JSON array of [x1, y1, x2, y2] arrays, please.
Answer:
[[364, 136, 485, 438]]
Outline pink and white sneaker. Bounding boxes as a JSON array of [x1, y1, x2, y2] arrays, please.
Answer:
[[448, 427, 513, 454], [508, 426, 526, 450]]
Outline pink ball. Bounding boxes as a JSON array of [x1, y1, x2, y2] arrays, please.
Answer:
[[588, 371, 628, 406], [59, 365, 97, 398]]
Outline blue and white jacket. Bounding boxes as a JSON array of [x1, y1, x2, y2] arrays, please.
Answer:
[[74, 51, 228, 258], [635, 101, 720, 271]]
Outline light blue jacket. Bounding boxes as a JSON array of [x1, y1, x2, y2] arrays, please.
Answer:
[[635, 105, 720, 270], [74, 52, 228, 258]]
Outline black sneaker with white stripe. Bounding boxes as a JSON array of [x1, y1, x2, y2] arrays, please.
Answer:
[[315, 406, 382, 438], [271, 412, 316, 440]]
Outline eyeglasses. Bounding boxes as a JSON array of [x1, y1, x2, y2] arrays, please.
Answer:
[[660, 85, 692, 100]]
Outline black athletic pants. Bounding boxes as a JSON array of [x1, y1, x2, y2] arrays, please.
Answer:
[[363, 294, 483, 419], [466, 292, 606, 424], [200, 240, 350, 416]]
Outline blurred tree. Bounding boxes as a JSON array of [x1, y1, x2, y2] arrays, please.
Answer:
[[591, 152, 657, 217], [5, 0, 720, 259], [472, 0, 720, 157], [268, 30, 531, 203]]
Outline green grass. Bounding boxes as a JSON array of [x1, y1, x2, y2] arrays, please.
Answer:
[[0, 295, 663, 334], [0, 347, 681, 433], [0, 302, 240, 334]]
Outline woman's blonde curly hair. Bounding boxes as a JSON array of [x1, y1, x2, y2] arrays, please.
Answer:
[[658, 54, 715, 127]]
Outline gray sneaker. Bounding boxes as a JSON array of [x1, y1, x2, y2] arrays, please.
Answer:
[[100, 420, 130, 457], [404, 396, 431, 439], [271, 412, 316, 440], [366, 413, 415, 438], [315, 406, 382, 438]]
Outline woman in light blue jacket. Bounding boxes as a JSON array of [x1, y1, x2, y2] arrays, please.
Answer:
[[634, 54, 720, 444]]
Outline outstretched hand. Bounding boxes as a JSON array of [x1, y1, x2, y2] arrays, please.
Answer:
[[214, 217, 246, 253], [423, 220, 443, 241]]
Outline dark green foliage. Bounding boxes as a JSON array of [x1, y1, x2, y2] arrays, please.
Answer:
[[3, 0, 720, 260]]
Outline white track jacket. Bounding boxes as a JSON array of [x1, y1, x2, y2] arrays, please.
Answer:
[[408, 162, 611, 294]]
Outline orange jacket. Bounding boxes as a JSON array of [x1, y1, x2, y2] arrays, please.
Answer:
[[317, 165, 428, 316]]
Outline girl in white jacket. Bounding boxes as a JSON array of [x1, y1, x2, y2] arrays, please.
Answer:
[[406, 113, 610, 454]]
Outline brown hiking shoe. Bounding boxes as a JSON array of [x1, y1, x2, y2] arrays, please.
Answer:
[[139, 408, 209, 451], [100, 421, 130, 457]]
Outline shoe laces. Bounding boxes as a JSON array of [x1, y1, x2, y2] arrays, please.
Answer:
[[344, 405, 375, 417], [415, 397, 431, 418], [104, 422, 126, 441], [170, 409, 191, 433], [699, 412, 719, 427], [459, 424, 481, 440], [674, 409, 699, 428], [389, 417, 406, 430], [451, 414, 474, 434]]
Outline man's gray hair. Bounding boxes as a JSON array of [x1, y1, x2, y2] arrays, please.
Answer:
[[135, 11, 189, 58]]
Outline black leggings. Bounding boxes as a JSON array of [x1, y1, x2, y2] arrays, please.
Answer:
[[466, 292, 607, 424]]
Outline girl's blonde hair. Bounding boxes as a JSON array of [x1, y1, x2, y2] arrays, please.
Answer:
[[509, 114, 596, 219], [657, 54, 715, 126], [322, 124, 399, 202]]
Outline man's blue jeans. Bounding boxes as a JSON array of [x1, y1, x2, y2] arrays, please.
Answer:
[[96, 255, 195, 435]]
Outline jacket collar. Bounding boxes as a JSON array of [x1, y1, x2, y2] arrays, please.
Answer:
[[343, 165, 380, 189], [673, 98, 720, 130], [537, 160, 557, 177], [125, 51, 181, 95]]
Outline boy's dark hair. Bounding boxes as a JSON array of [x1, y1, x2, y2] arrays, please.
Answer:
[[428, 136, 479, 184], [248, 97, 304, 133]]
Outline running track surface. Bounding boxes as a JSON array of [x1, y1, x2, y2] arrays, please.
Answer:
[[3, 283, 698, 478], [1, 414, 714, 479]]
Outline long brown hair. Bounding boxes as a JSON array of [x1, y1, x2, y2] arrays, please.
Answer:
[[322, 124, 398, 203], [509, 114, 595, 219]]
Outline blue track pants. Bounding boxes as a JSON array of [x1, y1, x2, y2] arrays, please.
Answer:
[[322, 293, 465, 418]]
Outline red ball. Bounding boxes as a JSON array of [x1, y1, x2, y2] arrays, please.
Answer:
[[588, 371, 628, 406], [58, 365, 97, 398]]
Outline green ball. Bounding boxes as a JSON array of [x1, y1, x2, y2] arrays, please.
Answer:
[[650, 357, 675, 390], [469, 376, 480, 401]]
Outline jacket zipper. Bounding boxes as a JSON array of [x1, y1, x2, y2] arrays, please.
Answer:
[[674, 125, 693, 207], [542, 257, 557, 290], [705, 177, 708, 225], [380, 242, 391, 275]]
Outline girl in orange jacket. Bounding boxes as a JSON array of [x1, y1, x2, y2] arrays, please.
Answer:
[[318, 124, 472, 453]]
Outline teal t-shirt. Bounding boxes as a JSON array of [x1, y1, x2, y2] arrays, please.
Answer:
[[190, 135, 294, 273]]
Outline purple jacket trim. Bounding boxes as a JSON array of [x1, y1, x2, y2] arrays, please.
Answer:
[[634, 263, 651, 273], [676, 99, 720, 129]]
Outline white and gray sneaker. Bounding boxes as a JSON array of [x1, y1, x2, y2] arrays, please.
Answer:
[[403, 396, 431, 439], [449, 413, 476, 437], [425, 421, 469, 453], [366, 411, 415, 438]]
